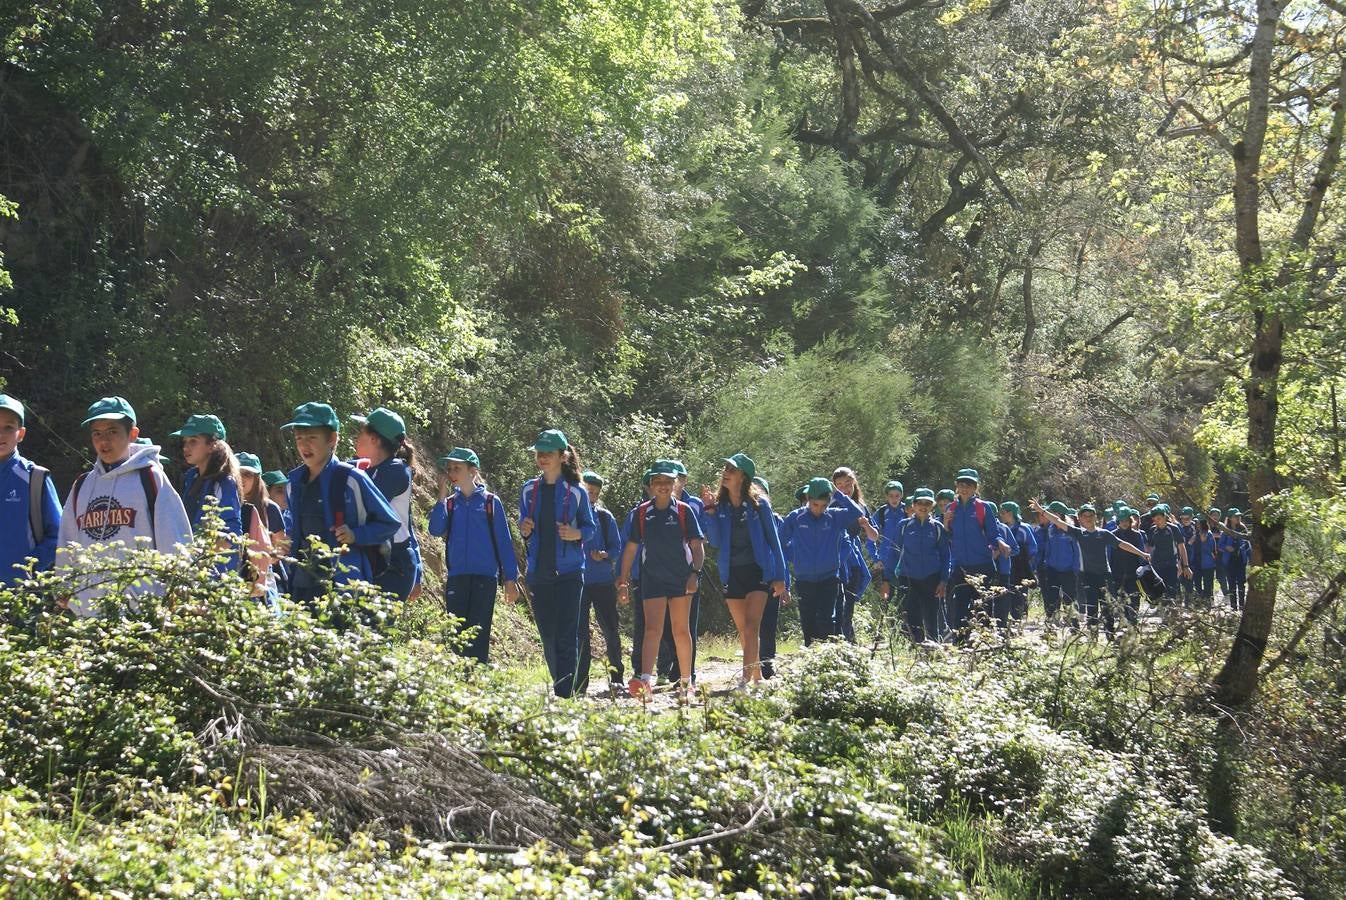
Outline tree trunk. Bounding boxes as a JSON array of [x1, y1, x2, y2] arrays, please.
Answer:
[[1214, 4, 1344, 706]]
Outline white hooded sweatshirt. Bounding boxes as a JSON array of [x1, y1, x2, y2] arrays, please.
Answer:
[[57, 442, 193, 616]]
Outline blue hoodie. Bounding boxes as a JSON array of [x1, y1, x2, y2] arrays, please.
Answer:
[[0, 451, 61, 585], [946, 496, 1001, 570], [582, 505, 622, 586], [428, 486, 520, 582], [285, 457, 401, 585], [779, 491, 867, 582], [704, 495, 787, 585], [1042, 522, 1081, 573], [1009, 521, 1038, 569], [518, 476, 596, 582], [890, 514, 949, 581]]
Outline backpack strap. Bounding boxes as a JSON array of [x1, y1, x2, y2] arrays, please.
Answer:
[[27, 465, 49, 546], [677, 500, 688, 540], [484, 491, 504, 579], [636, 500, 653, 540], [443, 494, 455, 571], [139, 467, 159, 545], [329, 464, 349, 530]]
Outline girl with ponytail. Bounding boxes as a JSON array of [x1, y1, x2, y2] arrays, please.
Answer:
[[352, 407, 424, 603]]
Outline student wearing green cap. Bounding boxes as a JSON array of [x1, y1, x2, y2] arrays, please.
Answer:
[[1036, 501, 1081, 625], [430, 448, 520, 663], [1144, 504, 1191, 605], [57, 397, 192, 615], [0, 394, 62, 586], [779, 478, 880, 645], [280, 402, 401, 609], [351, 408, 423, 603], [829, 466, 873, 643], [943, 469, 1010, 638], [577, 470, 624, 694], [238, 453, 288, 603], [935, 489, 955, 519], [700, 453, 789, 689], [171, 414, 244, 572], [519, 429, 597, 698], [871, 480, 906, 563], [1112, 509, 1147, 625], [890, 488, 949, 644], [1212, 508, 1251, 610], [617, 461, 706, 704]]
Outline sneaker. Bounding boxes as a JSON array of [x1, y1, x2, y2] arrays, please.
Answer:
[[733, 677, 750, 693], [677, 681, 696, 706]]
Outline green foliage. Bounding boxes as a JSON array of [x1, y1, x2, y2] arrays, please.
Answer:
[[688, 337, 927, 491]]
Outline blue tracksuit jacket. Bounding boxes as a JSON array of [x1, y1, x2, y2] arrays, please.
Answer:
[[0, 451, 61, 585], [286, 457, 401, 585]]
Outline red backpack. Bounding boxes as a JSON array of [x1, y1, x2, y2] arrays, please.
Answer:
[[636, 499, 690, 541]]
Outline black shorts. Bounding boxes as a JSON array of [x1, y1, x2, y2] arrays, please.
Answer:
[[725, 562, 769, 599]]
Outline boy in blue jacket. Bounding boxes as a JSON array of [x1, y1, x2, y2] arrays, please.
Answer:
[[0, 395, 61, 585], [280, 402, 400, 611], [577, 470, 624, 694], [891, 488, 949, 644], [429, 447, 520, 663], [942, 469, 1010, 639], [779, 478, 879, 645]]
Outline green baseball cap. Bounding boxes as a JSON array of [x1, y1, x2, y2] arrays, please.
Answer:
[[528, 429, 569, 452], [82, 396, 137, 427], [262, 470, 289, 488], [1078, 504, 1097, 516], [281, 402, 340, 431], [1145, 493, 1161, 503], [910, 487, 935, 503], [642, 459, 681, 485], [0, 394, 25, 426], [884, 480, 904, 494], [655, 458, 688, 477], [984, 501, 1000, 519], [795, 484, 808, 503], [955, 468, 980, 484], [1001, 500, 1021, 517], [722, 452, 756, 482], [1180, 506, 1195, 517], [581, 470, 605, 486], [1226, 508, 1242, 518], [1151, 503, 1172, 517], [1113, 499, 1127, 510], [1047, 501, 1069, 516], [936, 489, 956, 502], [235, 452, 263, 473], [805, 477, 835, 500], [1207, 506, 1222, 517], [351, 407, 406, 442], [134, 437, 171, 465], [170, 414, 227, 441], [752, 475, 770, 494], [438, 446, 481, 468]]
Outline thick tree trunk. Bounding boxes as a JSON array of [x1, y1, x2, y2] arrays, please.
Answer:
[[1213, 6, 1344, 706]]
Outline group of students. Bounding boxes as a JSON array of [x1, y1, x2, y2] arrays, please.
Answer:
[[0, 394, 421, 619], [0, 391, 1255, 703]]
